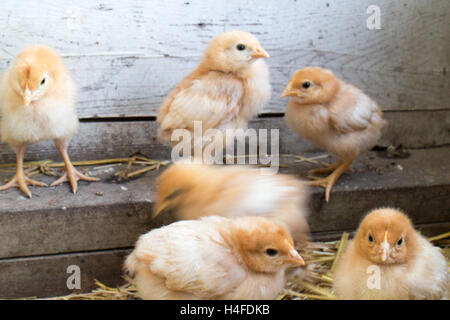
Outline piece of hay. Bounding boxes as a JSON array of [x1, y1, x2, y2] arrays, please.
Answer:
[[44, 280, 137, 300], [0, 156, 170, 183], [25, 232, 450, 300]]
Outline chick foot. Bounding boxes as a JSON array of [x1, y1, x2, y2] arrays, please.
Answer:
[[309, 161, 340, 175], [0, 144, 47, 198], [307, 160, 353, 202], [52, 139, 100, 194], [0, 171, 47, 198], [51, 164, 99, 194], [309, 161, 354, 175]]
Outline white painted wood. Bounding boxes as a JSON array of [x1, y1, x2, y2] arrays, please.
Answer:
[[0, 0, 448, 118]]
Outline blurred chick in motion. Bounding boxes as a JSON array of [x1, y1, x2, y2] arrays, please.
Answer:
[[124, 216, 305, 300], [281, 67, 386, 201], [0, 45, 99, 197], [157, 31, 270, 153], [334, 208, 448, 300], [153, 162, 310, 244]]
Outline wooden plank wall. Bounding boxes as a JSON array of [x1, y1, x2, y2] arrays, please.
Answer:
[[0, 0, 449, 159], [0, 113, 449, 163]]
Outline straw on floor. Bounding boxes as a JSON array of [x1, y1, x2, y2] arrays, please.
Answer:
[[43, 231, 450, 300]]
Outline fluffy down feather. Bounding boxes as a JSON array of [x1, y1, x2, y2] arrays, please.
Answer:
[[0, 45, 98, 197], [282, 67, 386, 201], [334, 208, 448, 300], [124, 216, 305, 300], [157, 31, 270, 150], [153, 162, 310, 244], [283, 67, 385, 162], [0, 45, 78, 146]]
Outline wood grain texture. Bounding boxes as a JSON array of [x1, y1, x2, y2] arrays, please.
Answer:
[[0, 249, 130, 299], [1, 220, 449, 298], [0, 120, 170, 163], [378, 110, 450, 148], [0, 147, 449, 259], [0, 0, 448, 118], [0, 110, 449, 164]]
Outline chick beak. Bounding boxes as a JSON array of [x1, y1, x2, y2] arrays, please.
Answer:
[[251, 48, 269, 59], [380, 231, 390, 262], [380, 246, 390, 262], [285, 248, 305, 266], [23, 86, 32, 106], [281, 83, 297, 97]]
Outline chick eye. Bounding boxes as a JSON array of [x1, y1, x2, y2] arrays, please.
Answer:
[[40, 78, 46, 86], [397, 237, 403, 246], [236, 44, 246, 51], [265, 248, 278, 256], [302, 81, 311, 89], [368, 234, 374, 243]]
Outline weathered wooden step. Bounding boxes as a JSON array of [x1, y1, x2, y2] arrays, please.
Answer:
[[2, 221, 449, 299], [0, 249, 130, 299], [0, 146, 449, 298]]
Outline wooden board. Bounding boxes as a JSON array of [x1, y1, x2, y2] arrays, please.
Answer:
[[1, 221, 449, 299], [378, 110, 450, 148], [0, 110, 449, 163], [0, 120, 172, 163], [0, 249, 130, 299], [0, 147, 449, 259], [0, 0, 448, 118]]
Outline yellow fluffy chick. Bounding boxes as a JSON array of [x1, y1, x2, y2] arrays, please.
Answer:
[[153, 162, 310, 244], [281, 67, 386, 201], [124, 216, 305, 300], [334, 208, 448, 300], [157, 31, 270, 152], [0, 45, 99, 197]]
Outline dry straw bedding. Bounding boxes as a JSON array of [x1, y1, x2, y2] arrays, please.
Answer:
[[44, 232, 450, 300]]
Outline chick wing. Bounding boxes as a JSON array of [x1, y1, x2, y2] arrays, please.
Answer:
[[328, 84, 382, 134], [159, 72, 243, 135], [127, 217, 245, 299]]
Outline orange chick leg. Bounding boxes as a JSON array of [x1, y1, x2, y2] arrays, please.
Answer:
[[309, 161, 341, 175], [0, 145, 47, 198], [309, 160, 354, 175], [51, 139, 100, 194], [306, 159, 354, 202]]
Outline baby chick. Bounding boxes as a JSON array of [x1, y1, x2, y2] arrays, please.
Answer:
[[281, 67, 386, 201], [334, 208, 448, 300], [0, 45, 99, 197], [124, 216, 305, 300], [157, 31, 270, 152], [153, 162, 310, 244]]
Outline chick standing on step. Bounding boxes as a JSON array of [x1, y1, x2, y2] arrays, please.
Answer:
[[0, 45, 99, 197], [281, 67, 386, 201], [124, 216, 305, 300], [157, 31, 270, 154], [334, 208, 448, 300], [153, 162, 310, 244]]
